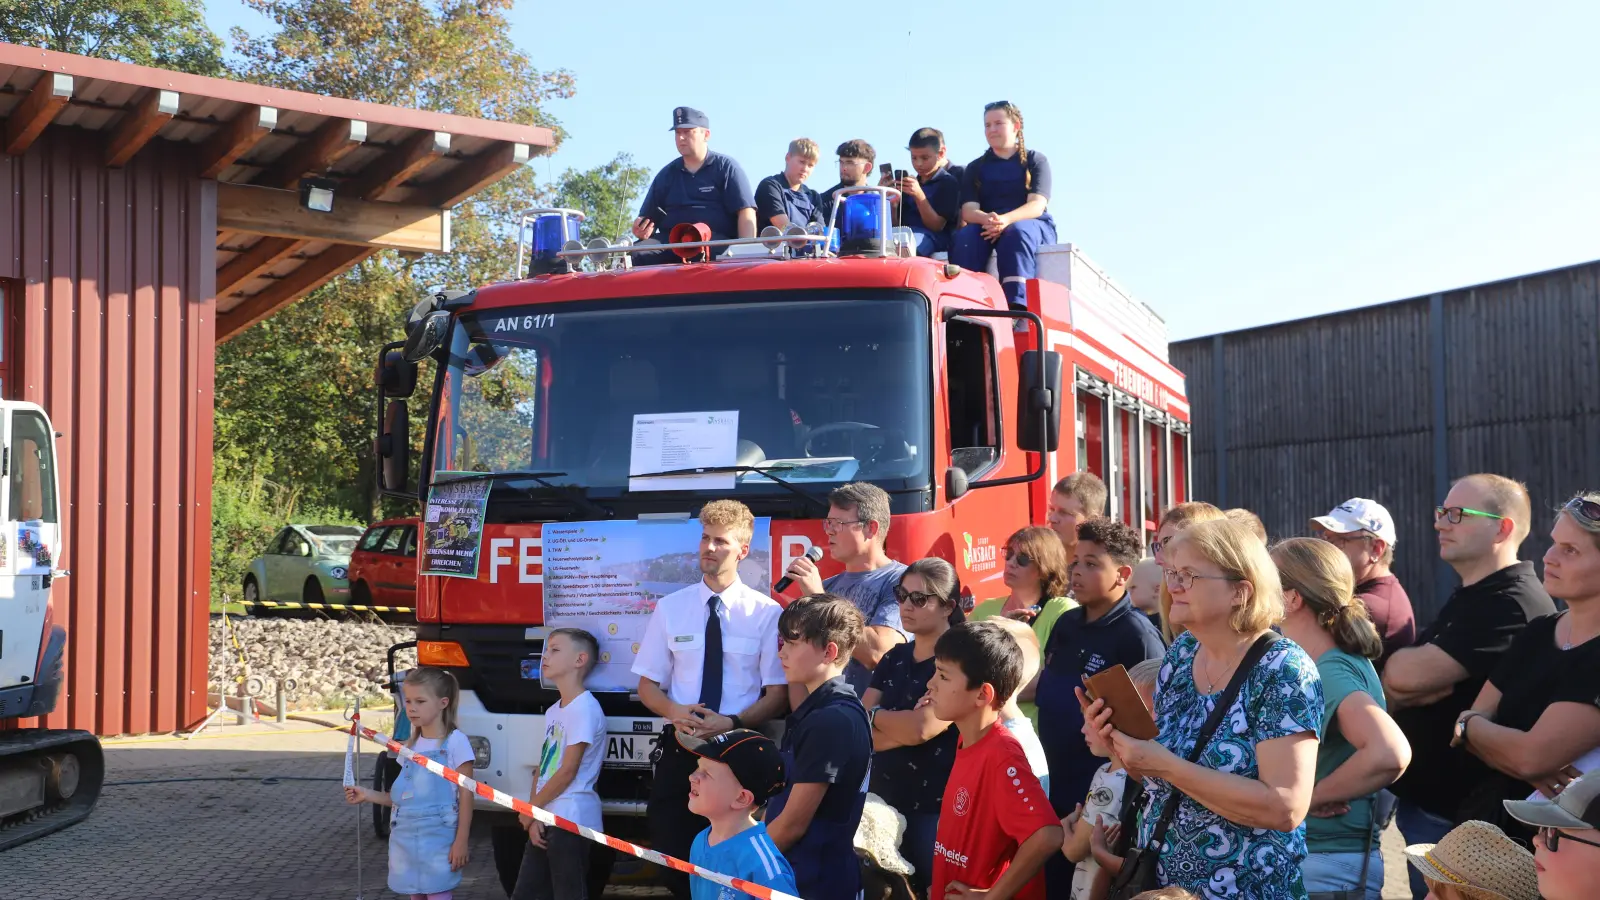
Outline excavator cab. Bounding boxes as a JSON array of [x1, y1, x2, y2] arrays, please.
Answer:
[[0, 400, 102, 849]]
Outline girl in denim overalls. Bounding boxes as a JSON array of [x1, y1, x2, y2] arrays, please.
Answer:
[[347, 667, 475, 899]]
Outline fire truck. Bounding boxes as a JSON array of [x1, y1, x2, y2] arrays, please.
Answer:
[[372, 189, 1190, 889]]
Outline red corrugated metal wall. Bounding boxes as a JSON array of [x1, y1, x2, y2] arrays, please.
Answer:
[[0, 128, 215, 736]]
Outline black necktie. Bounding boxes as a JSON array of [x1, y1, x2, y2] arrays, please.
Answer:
[[699, 594, 723, 712]]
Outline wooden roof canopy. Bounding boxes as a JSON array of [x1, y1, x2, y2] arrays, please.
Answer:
[[0, 43, 554, 341]]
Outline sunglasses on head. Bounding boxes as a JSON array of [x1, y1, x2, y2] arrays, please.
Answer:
[[1564, 496, 1600, 523], [893, 585, 945, 608], [1004, 549, 1035, 567], [984, 100, 1014, 112]]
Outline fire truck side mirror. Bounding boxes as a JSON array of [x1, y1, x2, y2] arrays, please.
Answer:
[[377, 349, 418, 399], [378, 400, 411, 493], [944, 466, 969, 501], [1017, 350, 1063, 453]]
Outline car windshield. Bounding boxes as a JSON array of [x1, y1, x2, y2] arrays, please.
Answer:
[[432, 290, 931, 503]]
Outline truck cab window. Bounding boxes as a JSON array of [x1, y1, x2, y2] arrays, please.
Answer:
[[944, 317, 1000, 478], [9, 411, 57, 523]]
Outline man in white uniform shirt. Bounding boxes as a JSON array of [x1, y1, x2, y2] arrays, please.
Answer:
[[634, 500, 788, 900]]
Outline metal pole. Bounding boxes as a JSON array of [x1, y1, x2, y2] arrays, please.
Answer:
[[353, 696, 364, 900], [276, 680, 287, 724], [233, 683, 246, 727]]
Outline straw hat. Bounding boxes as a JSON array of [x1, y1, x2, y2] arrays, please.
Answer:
[[1403, 820, 1540, 900]]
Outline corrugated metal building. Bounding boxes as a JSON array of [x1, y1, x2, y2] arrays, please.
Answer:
[[0, 43, 552, 735], [1172, 259, 1600, 624]]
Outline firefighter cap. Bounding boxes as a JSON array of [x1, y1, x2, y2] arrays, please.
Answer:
[[671, 107, 710, 130]]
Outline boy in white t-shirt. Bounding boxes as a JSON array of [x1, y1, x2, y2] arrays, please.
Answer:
[[1059, 658, 1162, 900], [988, 616, 1052, 793], [512, 628, 609, 900]]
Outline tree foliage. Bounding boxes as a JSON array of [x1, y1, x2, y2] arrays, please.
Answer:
[[553, 153, 652, 244], [0, 0, 224, 75]]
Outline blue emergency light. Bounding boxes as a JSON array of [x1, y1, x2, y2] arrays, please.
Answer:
[[837, 191, 888, 257], [526, 211, 582, 276]]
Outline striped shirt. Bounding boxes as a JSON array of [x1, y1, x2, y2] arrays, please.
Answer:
[[689, 822, 796, 900]]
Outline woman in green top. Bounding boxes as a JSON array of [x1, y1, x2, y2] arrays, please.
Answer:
[[1274, 537, 1413, 900], [969, 526, 1075, 722]]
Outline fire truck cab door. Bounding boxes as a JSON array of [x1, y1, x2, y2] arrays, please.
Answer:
[[0, 402, 61, 693]]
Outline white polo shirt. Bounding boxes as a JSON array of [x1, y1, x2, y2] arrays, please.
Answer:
[[631, 576, 785, 716]]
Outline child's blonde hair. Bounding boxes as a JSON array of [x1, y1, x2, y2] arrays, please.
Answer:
[[1128, 658, 1163, 692], [986, 616, 1040, 703], [402, 666, 461, 747]]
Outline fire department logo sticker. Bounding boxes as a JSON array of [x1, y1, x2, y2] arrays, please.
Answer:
[[953, 787, 970, 817]]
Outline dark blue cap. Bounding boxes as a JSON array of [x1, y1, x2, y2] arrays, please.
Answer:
[[671, 107, 709, 130]]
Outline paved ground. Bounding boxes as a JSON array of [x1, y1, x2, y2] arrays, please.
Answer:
[[3, 717, 1414, 899]]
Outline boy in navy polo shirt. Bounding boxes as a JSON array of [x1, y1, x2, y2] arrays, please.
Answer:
[[882, 127, 960, 257], [764, 594, 872, 900], [1035, 517, 1166, 820], [679, 728, 798, 900]]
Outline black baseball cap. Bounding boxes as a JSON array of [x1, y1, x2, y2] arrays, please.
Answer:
[[1504, 771, 1600, 830], [676, 728, 786, 804], [671, 107, 709, 130]]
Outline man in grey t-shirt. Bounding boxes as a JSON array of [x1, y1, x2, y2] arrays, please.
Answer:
[[781, 482, 908, 693]]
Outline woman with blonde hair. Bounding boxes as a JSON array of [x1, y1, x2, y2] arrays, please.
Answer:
[[1274, 538, 1411, 900], [1152, 502, 1227, 642], [1081, 519, 1323, 899]]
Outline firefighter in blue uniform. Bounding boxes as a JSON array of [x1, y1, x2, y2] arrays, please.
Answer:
[[881, 127, 961, 257], [951, 101, 1056, 309], [631, 107, 756, 264], [755, 138, 823, 233]]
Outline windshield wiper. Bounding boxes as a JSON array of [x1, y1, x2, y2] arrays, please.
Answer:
[[626, 465, 830, 514], [431, 471, 613, 519]]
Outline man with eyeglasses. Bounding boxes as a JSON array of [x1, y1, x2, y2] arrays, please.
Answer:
[[1382, 473, 1555, 900], [780, 482, 908, 697], [1310, 497, 1417, 668]]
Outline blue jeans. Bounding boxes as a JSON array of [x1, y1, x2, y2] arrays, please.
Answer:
[[1302, 849, 1383, 899], [900, 811, 940, 894], [1394, 800, 1453, 900]]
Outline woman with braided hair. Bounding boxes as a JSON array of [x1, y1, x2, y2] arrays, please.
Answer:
[[1274, 537, 1412, 900], [951, 101, 1057, 311]]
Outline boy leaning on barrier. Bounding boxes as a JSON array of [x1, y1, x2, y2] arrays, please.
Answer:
[[679, 728, 798, 900]]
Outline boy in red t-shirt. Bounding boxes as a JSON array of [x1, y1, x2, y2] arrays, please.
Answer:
[[926, 621, 1064, 900]]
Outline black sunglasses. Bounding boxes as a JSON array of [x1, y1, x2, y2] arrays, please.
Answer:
[[1004, 549, 1035, 567], [893, 585, 945, 608], [1564, 496, 1600, 523], [984, 100, 1014, 111], [1540, 826, 1600, 851]]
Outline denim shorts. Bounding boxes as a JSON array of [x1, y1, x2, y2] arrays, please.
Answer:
[[1301, 849, 1383, 900]]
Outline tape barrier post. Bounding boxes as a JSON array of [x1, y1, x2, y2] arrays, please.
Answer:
[[356, 724, 803, 900], [350, 701, 365, 900]]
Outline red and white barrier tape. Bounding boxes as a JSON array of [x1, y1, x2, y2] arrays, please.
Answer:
[[350, 719, 802, 900]]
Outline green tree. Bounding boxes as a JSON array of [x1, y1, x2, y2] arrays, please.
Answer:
[[553, 153, 652, 244], [0, 0, 224, 75]]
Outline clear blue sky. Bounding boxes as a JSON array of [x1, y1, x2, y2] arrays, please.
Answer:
[[204, 1, 1600, 341]]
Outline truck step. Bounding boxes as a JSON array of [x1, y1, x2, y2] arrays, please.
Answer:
[[0, 730, 104, 852]]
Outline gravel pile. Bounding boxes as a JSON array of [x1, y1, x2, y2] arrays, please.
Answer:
[[209, 615, 418, 711]]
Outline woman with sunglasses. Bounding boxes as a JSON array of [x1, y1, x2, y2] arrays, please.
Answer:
[[1504, 770, 1600, 900], [1449, 492, 1600, 843], [861, 557, 964, 897], [971, 527, 1075, 723], [950, 101, 1055, 312]]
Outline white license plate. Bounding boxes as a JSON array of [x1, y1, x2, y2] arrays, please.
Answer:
[[603, 732, 658, 769]]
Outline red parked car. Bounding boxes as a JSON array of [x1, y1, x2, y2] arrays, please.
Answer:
[[348, 518, 419, 610]]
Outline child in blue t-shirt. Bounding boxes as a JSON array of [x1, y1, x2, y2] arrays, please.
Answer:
[[679, 728, 797, 900]]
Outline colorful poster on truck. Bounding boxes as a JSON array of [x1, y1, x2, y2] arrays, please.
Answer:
[[421, 472, 493, 578], [542, 517, 773, 692]]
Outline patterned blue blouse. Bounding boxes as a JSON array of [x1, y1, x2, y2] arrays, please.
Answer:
[[1134, 632, 1324, 900]]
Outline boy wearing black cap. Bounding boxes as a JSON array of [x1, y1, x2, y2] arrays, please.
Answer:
[[679, 728, 798, 900], [764, 594, 873, 900]]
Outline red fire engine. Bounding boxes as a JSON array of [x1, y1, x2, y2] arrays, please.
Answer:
[[371, 190, 1189, 888]]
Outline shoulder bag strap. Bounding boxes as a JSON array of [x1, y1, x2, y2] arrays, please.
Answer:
[[1141, 632, 1281, 852]]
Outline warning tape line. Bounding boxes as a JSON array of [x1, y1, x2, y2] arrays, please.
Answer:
[[255, 601, 416, 613], [354, 721, 801, 900]]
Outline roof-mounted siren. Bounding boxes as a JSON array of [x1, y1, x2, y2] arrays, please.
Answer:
[[516, 208, 585, 278], [668, 222, 714, 262], [826, 186, 915, 259]]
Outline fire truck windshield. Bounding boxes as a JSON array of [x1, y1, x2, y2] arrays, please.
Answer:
[[432, 290, 932, 507]]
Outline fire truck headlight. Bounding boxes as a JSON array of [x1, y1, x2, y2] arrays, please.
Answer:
[[467, 735, 492, 768]]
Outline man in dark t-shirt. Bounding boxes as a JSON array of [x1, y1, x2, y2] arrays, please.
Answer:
[[1383, 474, 1555, 900], [1311, 497, 1417, 667]]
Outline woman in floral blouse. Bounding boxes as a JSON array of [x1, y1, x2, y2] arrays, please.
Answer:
[[1083, 518, 1324, 900]]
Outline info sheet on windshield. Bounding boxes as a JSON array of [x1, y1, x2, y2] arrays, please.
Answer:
[[421, 471, 492, 577], [628, 410, 740, 491]]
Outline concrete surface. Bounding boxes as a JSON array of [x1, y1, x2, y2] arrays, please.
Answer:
[[3, 719, 1414, 899]]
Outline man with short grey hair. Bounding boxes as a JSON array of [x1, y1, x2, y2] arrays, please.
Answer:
[[780, 482, 907, 694]]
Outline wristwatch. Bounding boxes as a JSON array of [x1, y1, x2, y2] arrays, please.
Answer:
[[868, 706, 881, 730], [1452, 711, 1482, 747], [728, 714, 744, 731]]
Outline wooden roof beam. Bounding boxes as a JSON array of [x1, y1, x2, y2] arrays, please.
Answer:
[[105, 89, 180, 168], [424, 141, 532, 208], [216, 244, 373, 342], [342, 129, 450, 201], [198, 104, 278, 179], [253, 117, 368, 189], [217, 183, 450, 253], [4, 72, 73, 156], [216, 237, 305, 298]]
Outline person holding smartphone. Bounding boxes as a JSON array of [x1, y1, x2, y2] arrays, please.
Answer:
[[878, 127, 961, 257], [817, 139, 876, 226]]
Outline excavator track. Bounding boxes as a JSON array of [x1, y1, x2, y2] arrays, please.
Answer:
[[0, 729, 104, 851]]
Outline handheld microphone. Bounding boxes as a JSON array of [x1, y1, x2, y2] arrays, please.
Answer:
[[773, 546, 825, 594]]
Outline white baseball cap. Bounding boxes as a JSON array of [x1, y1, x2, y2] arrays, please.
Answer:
[[1311, 498, 1397, 545]]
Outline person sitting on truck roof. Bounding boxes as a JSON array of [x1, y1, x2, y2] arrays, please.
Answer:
[[755, 138, 823, 233], [817, 139, 877, 227], [878, 127, 961, 257], [630, 107, 757, 265], [951, 101, 1056, 311], [633, 500, 790, 900], [781, 482, 909, 697]]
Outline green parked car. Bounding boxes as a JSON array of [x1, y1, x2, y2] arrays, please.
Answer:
[[243, 524, 364, 608]]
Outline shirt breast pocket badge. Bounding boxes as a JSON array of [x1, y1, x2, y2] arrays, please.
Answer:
[[670, 634, 704, 653]]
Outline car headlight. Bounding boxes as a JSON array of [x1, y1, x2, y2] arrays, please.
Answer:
[[329, 566, 348, 580], [467, 735, 491, 767]]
